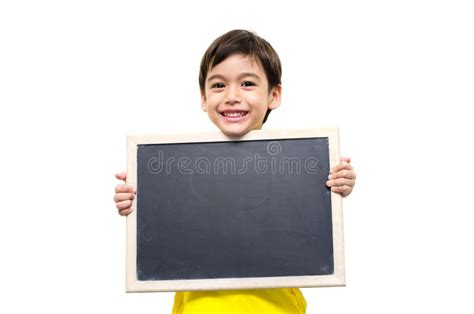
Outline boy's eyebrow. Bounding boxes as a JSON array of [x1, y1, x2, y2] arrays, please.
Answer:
[[207, 72, 261, 82], [238, 72, 261, 80]]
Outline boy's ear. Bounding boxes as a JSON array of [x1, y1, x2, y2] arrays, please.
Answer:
[[268, 84, 282, 110], [201, 92, 208, 112]]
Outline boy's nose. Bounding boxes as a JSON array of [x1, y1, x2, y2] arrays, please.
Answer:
[[225, 85, 241, 104]]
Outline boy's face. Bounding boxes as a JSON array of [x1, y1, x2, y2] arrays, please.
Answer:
[[201, 54, 281, 137]]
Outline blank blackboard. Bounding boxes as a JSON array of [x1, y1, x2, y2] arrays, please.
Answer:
[[126, 129, 345, 292]]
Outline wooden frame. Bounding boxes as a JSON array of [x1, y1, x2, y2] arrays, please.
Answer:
[[126, 128, 345, 292]]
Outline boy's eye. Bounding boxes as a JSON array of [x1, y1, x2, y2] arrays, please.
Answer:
[[211, 82, 225, 89], [242, 81, 255, 87]]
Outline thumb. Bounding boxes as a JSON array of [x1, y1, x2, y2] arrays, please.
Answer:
[[115, 171, 127, 182], [340, 156, 351, 163]]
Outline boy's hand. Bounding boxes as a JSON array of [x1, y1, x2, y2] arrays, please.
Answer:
[[114, 172, 136, 216], [326, 157, 356, 198]]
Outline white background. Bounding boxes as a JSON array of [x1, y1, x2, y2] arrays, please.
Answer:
[[1, 1, 473, 313]]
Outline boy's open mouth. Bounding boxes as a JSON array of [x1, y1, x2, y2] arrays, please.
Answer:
[[220, 110, 249, 121]]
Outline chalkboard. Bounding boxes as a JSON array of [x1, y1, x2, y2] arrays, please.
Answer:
[[126, 129, 344, 292]]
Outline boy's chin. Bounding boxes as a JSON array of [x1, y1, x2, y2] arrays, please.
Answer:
[[220, 129, 247, 138], [218, 125, 251, 138]]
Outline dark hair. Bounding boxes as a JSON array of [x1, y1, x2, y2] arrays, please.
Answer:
[[199, 29, 282, 124]]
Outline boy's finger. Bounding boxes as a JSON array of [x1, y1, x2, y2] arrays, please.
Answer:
[[330, 161, 352, 173], [328, 169, 356, 180], [118, 208, 134, 216], [115, 184, 136, 194], [114, 193, 135, 203], [116, 200, 133, 210], [326, 178, 355, 188], [115, 172, 127, 182], [340, 156, 351, 163], [331, 185, 352, 197]]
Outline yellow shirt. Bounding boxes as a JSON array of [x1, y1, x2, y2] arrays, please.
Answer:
[[172, 288, 307, 314]]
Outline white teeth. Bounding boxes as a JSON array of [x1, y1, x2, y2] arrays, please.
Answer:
[[223, 112, 246, 117]]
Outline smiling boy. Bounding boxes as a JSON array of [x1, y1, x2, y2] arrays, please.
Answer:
[[114, 29, 356, 313], [200, 52, 281, 137]]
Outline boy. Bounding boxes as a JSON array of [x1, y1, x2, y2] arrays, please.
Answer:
[[113, 29, 356, 313]]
